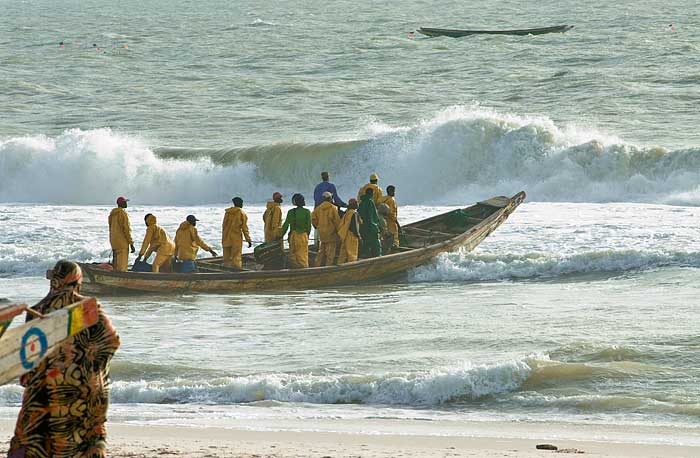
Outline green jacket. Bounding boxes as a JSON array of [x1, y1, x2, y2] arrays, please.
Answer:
[[358, 194, 379, 236], [281, 207, 312, 236]]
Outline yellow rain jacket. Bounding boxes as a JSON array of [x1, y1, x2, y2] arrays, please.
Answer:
[[379, 195, 399, 247], [174, 221, 212, 261], [222, 207, 252, 270], [108, 207, 133, 250], [108, 207, 134, 271], [338, 208, 361, 264], [139, 214, 176, 272], [357, 183, 383, 206], [139, 215, 176, 258], [311, 201, 340, 243], [262, 201, 283, 242], [311, 201, 341, 267]]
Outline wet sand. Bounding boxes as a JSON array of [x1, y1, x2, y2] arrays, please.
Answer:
[[2, 419, 699, 458]]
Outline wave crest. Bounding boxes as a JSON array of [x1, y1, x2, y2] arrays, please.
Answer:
[[2, 106, 700, 205]]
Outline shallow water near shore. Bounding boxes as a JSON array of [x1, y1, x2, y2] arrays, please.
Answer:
[[1, 203, 699, 440]]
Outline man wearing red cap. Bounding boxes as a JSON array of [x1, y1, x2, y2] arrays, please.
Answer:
[[263, 192, 283, 242], [108, 196, 135, 271]]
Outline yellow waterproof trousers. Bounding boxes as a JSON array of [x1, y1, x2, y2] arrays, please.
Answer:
[[223, 238, 243, 270], [152, 253, 173, 273], [387, 219, 399, 247], [314, 241, 338, 267], [112, 249, 129, 272], [337, 234, 359, 264], [288, 232, 309, 269]]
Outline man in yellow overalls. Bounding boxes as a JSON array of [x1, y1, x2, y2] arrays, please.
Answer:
[[174, 215, 217, 273], [338, 198, 362, 264], [379, 185, 400, 248], [263, 192, 283, 242], [108, 196, 135, 271], [280, 194, 312, 268], [311, 191, 341, 267], [135, 213, 176, 272], [222, 197, 252, 270]]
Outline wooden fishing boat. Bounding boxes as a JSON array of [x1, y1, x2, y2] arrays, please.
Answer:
[[78, 192, 525, 294], [0, 298, 99, 385], [418, 25, 573, 38]]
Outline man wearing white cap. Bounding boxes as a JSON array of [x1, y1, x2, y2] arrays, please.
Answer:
[[311, 191, 341, 267], [357, 173, 383, 206], [108, 196, 135, 271]]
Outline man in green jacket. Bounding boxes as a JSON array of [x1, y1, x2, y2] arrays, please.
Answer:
[[280, 193, 312, 268], [358, 188, 381, 258]]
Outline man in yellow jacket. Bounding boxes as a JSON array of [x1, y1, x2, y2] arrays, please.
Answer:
[[338, 198, 362, 264], [174, 215, 218, 273], [263, 192, 283, 242], [108, 196, 135, 271], [135, 213, 176, 272], [357, 173, 382, 206], [222, 197, 252, 270], [379, 185, 400, 248], [311, 191, 341, 267]]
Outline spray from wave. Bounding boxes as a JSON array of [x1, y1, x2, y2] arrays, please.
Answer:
[[409, 248, 700, 282], [2, 106, 700, 205]]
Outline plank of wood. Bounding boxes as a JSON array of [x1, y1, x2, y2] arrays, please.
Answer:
[[402, 227, 457, 237], [0, 304, 27, 339], [0, 298, 99, 386]]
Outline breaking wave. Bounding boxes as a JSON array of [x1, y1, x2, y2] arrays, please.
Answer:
[[409, 248, 700, 282], [2, 105, 700, 205], [2, 351, 695, 419]]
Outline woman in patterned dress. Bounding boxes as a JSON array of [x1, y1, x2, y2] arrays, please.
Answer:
[[8, 260, 120, 458]]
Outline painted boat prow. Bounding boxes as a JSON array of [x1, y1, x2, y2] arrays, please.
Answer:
[[0, 298, 100, 386]]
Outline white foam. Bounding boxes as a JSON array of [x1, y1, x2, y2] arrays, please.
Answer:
[[0, 129, 265, 205], [410, 249, 700, 282], [103, 359, 532, 406], [2, 106, 700, 205]]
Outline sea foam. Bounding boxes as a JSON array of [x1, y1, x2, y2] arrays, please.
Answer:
[[2, 106, 700, 205]]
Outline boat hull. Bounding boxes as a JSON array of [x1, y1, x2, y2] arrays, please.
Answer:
[[79, 192, 525, 294], [418, 25, 573, 38]]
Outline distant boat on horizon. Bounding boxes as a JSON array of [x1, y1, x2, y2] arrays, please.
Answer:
[[417, 24, 574, 38]]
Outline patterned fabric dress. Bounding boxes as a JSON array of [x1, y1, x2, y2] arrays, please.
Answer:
[[8, 261, 121, 458]]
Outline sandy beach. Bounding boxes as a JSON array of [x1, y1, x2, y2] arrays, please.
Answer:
[[2, 419, 699, 458]]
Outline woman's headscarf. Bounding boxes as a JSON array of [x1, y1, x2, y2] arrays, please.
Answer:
[[35, 260, 84, 317]]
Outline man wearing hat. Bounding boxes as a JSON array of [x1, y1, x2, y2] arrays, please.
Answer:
[[174, 214, 218, 273], [311, 191, 341, 267], [313, 171, 347, 249], [357, 173, 383, 206], [263, 192, 284, 243], [108, 196, 135, 271], [222, 197, 252, 270]]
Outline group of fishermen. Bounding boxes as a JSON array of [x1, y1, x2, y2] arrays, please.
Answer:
[[108, 172, 400, 272]]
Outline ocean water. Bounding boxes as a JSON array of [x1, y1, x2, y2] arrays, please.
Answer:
[[1, 0, 699, 444]]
